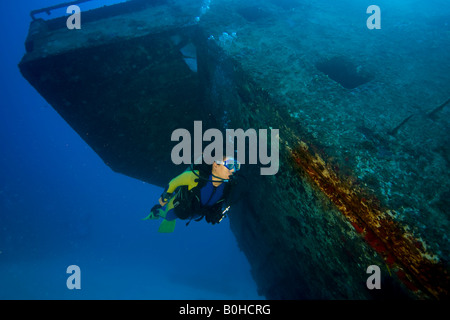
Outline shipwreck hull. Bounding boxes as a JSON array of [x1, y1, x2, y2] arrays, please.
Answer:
[[19, 0, 450, 299]]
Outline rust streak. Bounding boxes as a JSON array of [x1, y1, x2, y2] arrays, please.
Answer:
[[289, 140, 449, 299]]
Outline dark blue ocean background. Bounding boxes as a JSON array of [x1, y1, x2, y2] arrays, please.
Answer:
[[0, 0, 261, 299]]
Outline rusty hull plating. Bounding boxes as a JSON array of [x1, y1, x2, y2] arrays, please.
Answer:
[[290, 140, 449, 300]]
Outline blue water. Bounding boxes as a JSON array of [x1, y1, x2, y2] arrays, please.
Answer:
[[0, 0, 261, 300]]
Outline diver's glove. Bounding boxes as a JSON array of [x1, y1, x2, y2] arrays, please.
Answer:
[[160, 186, 173, 203], [205, 210, 223, 225]]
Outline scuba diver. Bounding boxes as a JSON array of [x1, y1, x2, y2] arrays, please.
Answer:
[[143, 156, 241, 233]]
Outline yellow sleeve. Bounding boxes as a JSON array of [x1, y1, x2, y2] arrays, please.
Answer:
[[166, 170, 199, 193]]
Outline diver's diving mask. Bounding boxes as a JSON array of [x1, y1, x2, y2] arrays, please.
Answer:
[[216, 158, 241, 171]]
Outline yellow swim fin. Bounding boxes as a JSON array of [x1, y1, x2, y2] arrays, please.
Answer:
[[142, 212, 158, 220], [158, 219, 176, 233], [142, 205, 163, 220]]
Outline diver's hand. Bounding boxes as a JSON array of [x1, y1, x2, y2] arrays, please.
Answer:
[[205, 210, 223, 225], [158, 197, 167, 207]]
